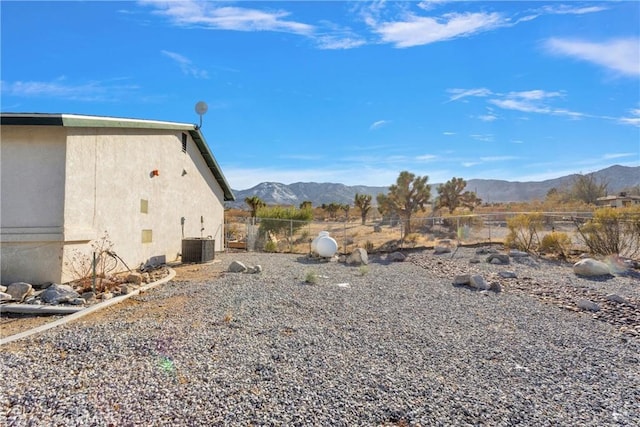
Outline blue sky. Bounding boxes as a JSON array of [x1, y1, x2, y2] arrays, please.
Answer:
[[2, 1, 639, 190]]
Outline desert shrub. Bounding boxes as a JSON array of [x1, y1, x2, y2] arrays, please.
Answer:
[[358, 265, 369, 276], [63, 231, 118, 292], [364, 240, 375, 253], [304, 270, 318, 284], [504, 213, 544, 252], [404, 233, 420, 247], [257, 206, 313, 241], [264, 240, 277, 253], [575, 207, 640, 257], [540, 232, 573, 258]]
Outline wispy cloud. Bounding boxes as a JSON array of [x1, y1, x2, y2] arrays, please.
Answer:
[[544, 38, 640, 77], [541, 5, 609, 15], [480, 155, 518, 162], [370, 119, 390, 130], [442, 131, 456, 136], [477, 114, 498, 122], [416, 154, 438, 162], [140, 0, 314, 34], [447, 88, 492, 102], [371, 11, 506, 48], [470, 134, 494, 142], [0, 77, 139, 102], [618, 108, 640, 127], [161, 50, 208, 78], [603, 152, 638, 160], [488, 89, 585, 119]]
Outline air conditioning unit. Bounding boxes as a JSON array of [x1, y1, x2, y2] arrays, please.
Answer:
[[181, 238, 215, 263]]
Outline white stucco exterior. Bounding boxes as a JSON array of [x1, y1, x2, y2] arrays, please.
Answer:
[[1, 114, 234, 285]]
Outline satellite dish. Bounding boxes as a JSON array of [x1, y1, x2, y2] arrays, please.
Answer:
[[194, 101, 208, 129]]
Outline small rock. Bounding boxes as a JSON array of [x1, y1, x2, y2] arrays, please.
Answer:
[[498, 271, 518, 279], [509, 250, 529, 257], [127, 273, 143, 285], [573, 258, 611, 277], [142, 273, 151, 283], [247, 265, 262, 274], [6, 282, 33, 302], [229, 260, 248, 273], [606, 294, 629, 304], [0, 285, 6, 293], [388, 252, 406, 262], [0, 292, 12, 302], [577, 299, 600, 312], [453, 274, 471, 286], [434, 245, 451, 254], [489, 282, 502, 293], [469, 257, 481, 264], [347, 248, 369, 265], [82, 291, 97, 303], [69, 298, 86, 306], [487, 254, 510, 265], [100, 292, 114, 300], [120, 285, 132, 295], [470, 275, 490, 290]]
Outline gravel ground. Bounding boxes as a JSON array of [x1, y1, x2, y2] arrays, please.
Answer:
[[1, 249, 639, 426]]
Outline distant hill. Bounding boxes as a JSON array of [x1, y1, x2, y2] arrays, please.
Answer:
[[228, 165, 640, 208]]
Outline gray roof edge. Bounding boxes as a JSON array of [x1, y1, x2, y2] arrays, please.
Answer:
[[189, 129, 236, 201]]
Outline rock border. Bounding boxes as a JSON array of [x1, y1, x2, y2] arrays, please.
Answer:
[[0, 268, 176, 346]]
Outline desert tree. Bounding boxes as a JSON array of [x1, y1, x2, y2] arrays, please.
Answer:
[[354, 193, 372, 225], [341, 203, 350, 220], [299, 201, 312, 211], [436, 177, 467, 214], [245, 196, 266, 218], [461, 191, 482, 212], [384, 171, 431, 237], [571, 173, 608, 204], [321, 202, 342, 220]]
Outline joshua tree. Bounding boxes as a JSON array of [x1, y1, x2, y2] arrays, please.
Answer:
[[436, 177, 467, 214], [245, 196, 266, 218], [355, 193, 372, 225], [321, 202, 342, 220], [384, 171, 431, 237]]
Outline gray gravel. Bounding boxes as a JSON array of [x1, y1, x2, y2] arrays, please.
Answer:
[[1, 249, 639, 426]]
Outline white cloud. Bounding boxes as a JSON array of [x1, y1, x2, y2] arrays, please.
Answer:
[[372, 12, 506, 48], [0, 77, 139, 101], [447, 88, 492, 102], [161, 50, 208, 79], [477, 114, 497, 122], [470, 134, 493, 142], [416, 154, 437, 161], [370, 119, 390, 130], [618, 108, 640, 127], [541, 5, 609, 15], [480, 155, 518, 162], [140, 0, 314, 34], [316, 35, 366, 50], [603, 153, 638, 160], [442, 131, 456, 135], [544, 38, 640, 77]]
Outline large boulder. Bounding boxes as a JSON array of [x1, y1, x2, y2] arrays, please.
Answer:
[[347, 248, 369, 265], [40, 284, 79, 304], [573, 258, 611, 277], [6, 282, 33, 302]]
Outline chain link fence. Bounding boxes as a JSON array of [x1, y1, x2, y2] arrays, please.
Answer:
[[224, 212, 596, 254]]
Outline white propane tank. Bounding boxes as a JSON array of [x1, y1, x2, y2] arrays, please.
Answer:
[[313, 231, 338, 258], [311, 231, 330, 254]]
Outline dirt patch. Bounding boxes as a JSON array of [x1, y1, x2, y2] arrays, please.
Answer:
[[1, 261, 223, 341]]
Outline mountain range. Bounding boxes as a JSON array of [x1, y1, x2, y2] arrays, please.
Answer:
[[228, 165, 640, 208]]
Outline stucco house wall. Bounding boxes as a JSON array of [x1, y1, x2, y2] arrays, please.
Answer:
[[1, 113, 234, 285]]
